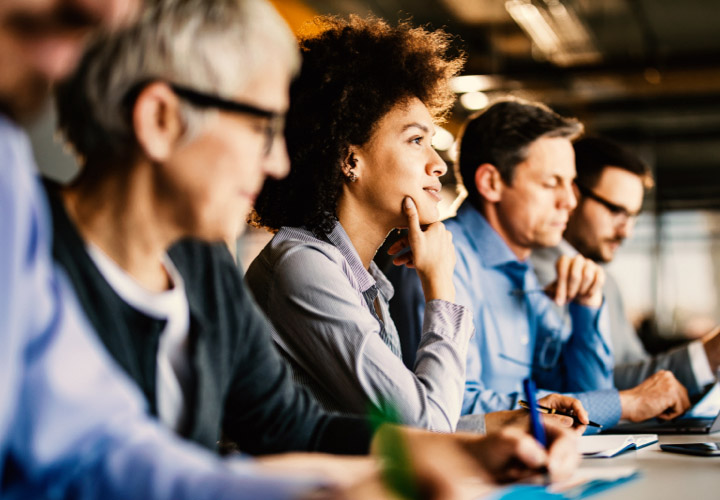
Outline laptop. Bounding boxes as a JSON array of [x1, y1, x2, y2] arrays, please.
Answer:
[[604, 382, 720, 435]]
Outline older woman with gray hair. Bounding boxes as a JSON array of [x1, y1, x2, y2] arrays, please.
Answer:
[[51, 0, 387, 456]]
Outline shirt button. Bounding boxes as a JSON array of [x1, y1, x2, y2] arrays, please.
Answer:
[[520, 335, 529, 346]]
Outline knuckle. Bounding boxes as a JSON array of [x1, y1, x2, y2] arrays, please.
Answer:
[[569, 267, 582, 281]]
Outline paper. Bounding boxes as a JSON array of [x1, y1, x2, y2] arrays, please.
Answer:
[[549, 466, 640, 497], [579, 434, 658, 458], [490, 466, 639, 499]]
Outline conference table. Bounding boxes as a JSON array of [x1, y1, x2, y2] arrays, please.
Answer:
[[576, 432, 720, 498]]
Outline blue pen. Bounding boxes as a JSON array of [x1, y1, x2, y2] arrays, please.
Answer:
[[523, 378, 547, 448]]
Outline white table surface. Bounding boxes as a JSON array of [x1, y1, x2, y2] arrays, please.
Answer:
[[577, 432, 720, 499]]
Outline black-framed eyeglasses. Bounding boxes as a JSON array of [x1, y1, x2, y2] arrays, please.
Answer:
[[123, 81, 285, 157], [575, 183, 639, 225]]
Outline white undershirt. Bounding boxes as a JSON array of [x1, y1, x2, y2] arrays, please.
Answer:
[[87, 244, 191, 432]]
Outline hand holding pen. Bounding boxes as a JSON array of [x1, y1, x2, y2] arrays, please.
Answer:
[[523, 379, 548, 448], [455, 379, 580, 483], [519, 393, 601, 430]]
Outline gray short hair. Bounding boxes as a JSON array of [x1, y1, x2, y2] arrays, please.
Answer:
[[57, 0, 300, 167]]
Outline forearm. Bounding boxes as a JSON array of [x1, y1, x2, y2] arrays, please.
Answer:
[[572, 389, 622, 433], [614, 344, 704, 394], [561, 302, 614, 392], [408, 299, 474, 430], [16, 288, 318, 500]]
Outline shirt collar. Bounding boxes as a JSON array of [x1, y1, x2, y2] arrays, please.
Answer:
[[455, 203, 523, 269], [325, 220, 385, 296], [558, 238, 579, 257]]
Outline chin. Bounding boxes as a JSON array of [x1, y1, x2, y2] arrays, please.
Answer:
[[417, 206, 440, 225], [539, 231, 563, 248], [598, 250, 614, 263]]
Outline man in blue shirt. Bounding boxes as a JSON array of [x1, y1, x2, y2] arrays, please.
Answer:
[[388, 99, 691, 430]]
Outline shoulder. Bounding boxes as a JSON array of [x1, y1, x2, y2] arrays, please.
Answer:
[[168, 238, 249, 309], [168, 238, 234, 276], [252, 227, 350, 286], [0, 120, 43, 231]]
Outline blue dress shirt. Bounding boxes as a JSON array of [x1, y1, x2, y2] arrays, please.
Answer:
[[387, 203, 622, 430], [0, 116, 321, 499]]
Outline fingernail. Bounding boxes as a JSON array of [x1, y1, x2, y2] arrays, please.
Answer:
[[404, 197, 412, 209]]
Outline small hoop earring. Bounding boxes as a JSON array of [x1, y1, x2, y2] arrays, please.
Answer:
[[347, 170, 358, 182]]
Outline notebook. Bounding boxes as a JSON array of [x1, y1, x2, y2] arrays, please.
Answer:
[[579, 434, 658, 458], [604, 382, 720, 435]]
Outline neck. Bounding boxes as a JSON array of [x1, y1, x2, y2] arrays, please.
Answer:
[[480, 203, 531, 261], [336, 193, 393, 270], [563, 219, 582, 252], [62, 162, 183, 292]]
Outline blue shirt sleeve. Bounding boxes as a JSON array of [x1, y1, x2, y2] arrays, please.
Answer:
[[0, 117, 323, 500]]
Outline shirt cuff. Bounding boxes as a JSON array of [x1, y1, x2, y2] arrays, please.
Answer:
[[456, 413, 487, 434], [688, 340, 716, 387], [575, 389, 621, 434], [422, 299, 474, 345]]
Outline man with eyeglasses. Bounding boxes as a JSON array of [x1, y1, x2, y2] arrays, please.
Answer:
[[532, 136, 720, 396], [388, 100, 691, 431]]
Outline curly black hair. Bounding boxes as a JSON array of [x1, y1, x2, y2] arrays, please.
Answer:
[[250, 15, 464, 235]]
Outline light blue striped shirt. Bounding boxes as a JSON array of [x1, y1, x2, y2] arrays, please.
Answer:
[[246, 221, 474, 432]]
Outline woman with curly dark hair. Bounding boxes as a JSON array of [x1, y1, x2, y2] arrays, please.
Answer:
[[246, 15, 475, 432]]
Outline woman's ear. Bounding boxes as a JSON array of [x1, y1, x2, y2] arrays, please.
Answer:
[[132, 82, 184, 163], [342, 146, 360, 182], [474, 163, 504, 203]]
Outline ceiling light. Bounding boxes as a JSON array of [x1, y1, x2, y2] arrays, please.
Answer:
[[505, 0, 601, 66], [432, 127, 455, 151], [460, 91, 490, 111], [451, 75, 497, 93]]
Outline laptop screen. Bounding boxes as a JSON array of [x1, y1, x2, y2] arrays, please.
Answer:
[[683, 382, 720, 419]]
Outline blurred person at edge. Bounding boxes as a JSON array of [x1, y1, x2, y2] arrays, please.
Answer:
[[0, 0, 576, 499], [532, 136, 720, 395]]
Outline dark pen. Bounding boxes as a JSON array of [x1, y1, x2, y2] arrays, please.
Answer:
[[519, 400, 603, 428]]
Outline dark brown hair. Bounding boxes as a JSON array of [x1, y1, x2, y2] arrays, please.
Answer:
[[250, 15, 464, 235], [574, 136, 653, 190], [457, 99, 583, 209]]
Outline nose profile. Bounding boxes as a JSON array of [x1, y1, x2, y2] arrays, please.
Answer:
[[616, 217, 634, 240], [428, 148, 447, 177], [560, 180, 577, 210], [264, 137, 291, 180]]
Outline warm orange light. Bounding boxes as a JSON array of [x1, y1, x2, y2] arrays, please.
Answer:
[[268, 0, 319, 35]]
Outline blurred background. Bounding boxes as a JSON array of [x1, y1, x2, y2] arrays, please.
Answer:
[[33, 0, 720, 350]]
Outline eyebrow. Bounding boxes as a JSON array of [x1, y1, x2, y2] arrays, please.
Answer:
[[5, 4, 102, 36], [401, 122, 431, 135]]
